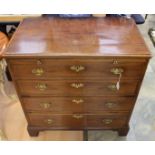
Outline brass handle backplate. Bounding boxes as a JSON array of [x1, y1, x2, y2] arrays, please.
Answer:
[[113, 60, 118, 65], [70, 65, 85, 72], [40, 102, 51, 109], [111, 68, 124, 75], [108, 84, 117, 91], [37, 60, 42, 65], [35, 83, 47, 91], [44, 119, 53, 125], [72, 99, 84, 104], [105, 102, 116, 108], [32, 68, 44, 76], [71, 83, 84, 89], [72, 114, 84, 119], [102, 119, 113, 124]]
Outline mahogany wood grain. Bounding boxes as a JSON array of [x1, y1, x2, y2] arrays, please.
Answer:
[[87, 115, 127, 129], [22, 96, 135, 113], [16, 79, 139, 97], [8, 58, 147, 80], [4, 17, 150, 58], [28, 113, 127, 129], [28, 113, 85, 129]]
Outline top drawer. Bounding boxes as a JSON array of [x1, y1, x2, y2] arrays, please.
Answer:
[[8, 58, 147, 80]]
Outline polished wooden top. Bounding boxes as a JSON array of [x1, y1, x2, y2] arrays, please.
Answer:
[[4, 17, 151, 58]]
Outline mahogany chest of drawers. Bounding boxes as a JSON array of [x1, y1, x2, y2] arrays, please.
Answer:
[[4, 17, 151, 137]]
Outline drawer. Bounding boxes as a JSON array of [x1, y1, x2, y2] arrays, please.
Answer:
[[17, 79, 139, 96], [8, 58, 147, 79], [27, 113, 127, 129], [87, 115, 127, 129], [22, 97, 135, 113], [28, 113, 85, 129]]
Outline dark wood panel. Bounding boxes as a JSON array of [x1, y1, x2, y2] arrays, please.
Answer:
[[8, 58, 147, 65], [87, 115, 127, 129], [22, 96, 135, 113], [28, 113, 85, 128], [9, 58, 147, 79], [28, 113, 127, 129], [16, 79, 139, 96]]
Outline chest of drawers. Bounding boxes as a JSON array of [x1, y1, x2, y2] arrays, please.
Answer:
[[4, 17, 151, 137]]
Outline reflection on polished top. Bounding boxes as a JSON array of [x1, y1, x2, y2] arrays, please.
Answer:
[[4, 17, 150, 57]]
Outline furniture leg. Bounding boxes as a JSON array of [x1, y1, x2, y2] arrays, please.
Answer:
[[118, 125, 129, 136], [27, 126, 39, 137], [83, 130, 88, 141]]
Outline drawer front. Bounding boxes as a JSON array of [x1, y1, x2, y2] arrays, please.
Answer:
[[17, 80, 139, 96], [28, 113, 85, 129], [28, 113, 127, 129], [87, 115, 127, 129], [22, 97, 135, 113], [9, 58, 146, 79]]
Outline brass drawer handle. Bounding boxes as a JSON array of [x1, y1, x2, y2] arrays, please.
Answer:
[[71, 83, 84, 89], [102, 119, 113, 124], [40, 102, 52, 109], [72, 99, 84, 104], [70, 65, 85, 72], [37, 60, 42, 65], [105, 102, 116, 108], [44, 119, 53, 125], [32, 68, 44, 76], [35, 83, 47, 91], [111, 68, 124, 75], [113, 60, 118, 65], [72, 114, 84, 119], [108, 84, 117, 91]]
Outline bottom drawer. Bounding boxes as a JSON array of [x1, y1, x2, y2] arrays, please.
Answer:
[[27, 113, 128, 129]]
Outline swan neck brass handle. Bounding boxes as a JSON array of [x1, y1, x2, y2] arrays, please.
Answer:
[[72, 114, 84, 119], [111, 68, 124, 75], [113, 60, 118, 65], [72, 99, 84, 104], [71, 83, 84, 89], [40, 102, 51, 109], [32, 68, 44, 76], [70, 65, 85, 72], [105, 102, 116, 108], [102, 119, 113, 124], [37, 60, 42, 65], [44, 119, 53, 125], [108, 84, 117, 91], [35, 83, 47, 91]]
